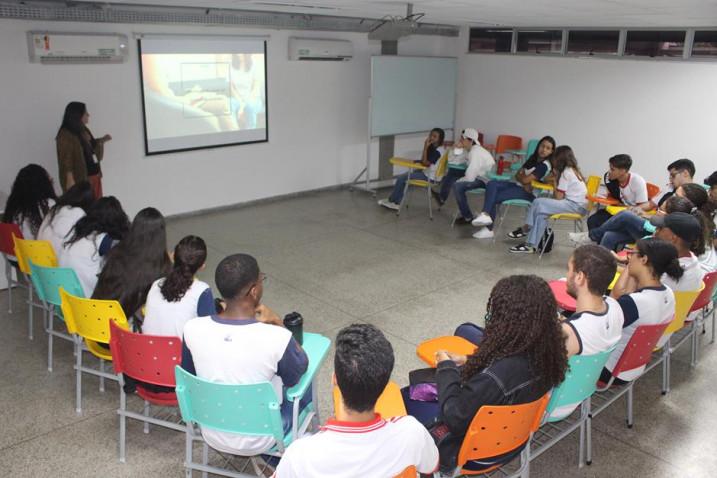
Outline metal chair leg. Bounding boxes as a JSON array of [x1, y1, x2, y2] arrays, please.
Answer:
[[396, 177, 411, 217], [119, 384, 127, 463], [99, 359, 105, 393], [144, 401, 150, 434], [47, 305, 54, 372], [75, 339, 83, 414], [5, 263, 12, 314], [202, 442, 209, 478], [184, 425, 193, 478], [626, 384, 634, 428], [28, 283, 34, 340], [427, 185, 433, 220]]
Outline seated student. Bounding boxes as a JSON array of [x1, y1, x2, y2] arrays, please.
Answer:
[[2, 164, 57, 240], [143, 235, 214, 338], [60, 196, 130, 297], [551, 245, 624, 418], [469, 135, 556, 237], [652, 211, 706, 293], [38, 181, 94, 258], [431, 128, 483, 205], [587, 154, 649, 231], [92, 207, 171, 321], [404, 275, 568, 474], [378, 128, 445, 210], [508, 146, 588, 254], [700, 171, 717, 272], [449, 134, 496, 224], [273, 324, 439, 478], [181, 253, 308, 457], [601, 238, 680, 384], [570, 193, 695, 251], [644, 158, 696, 211]]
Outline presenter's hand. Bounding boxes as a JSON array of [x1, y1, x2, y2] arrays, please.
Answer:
[[101, 134, 112, 143]]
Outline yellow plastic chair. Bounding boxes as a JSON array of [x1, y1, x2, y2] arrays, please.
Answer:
[[644, 283, 704, 395], [60, 287, 130, 414], [539, 175, 601, 259], [333, 381, 407, 419], [390, 151, 449, 220], [13, 236, 57, 340]]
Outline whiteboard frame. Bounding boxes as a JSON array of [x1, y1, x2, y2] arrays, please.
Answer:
[[362, 55, 458, 192]]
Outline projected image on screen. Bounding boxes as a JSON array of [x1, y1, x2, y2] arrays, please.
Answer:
[[139, 37, 267, 155]]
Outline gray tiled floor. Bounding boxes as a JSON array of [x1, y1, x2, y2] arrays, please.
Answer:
[[1, 187, 715, 477]]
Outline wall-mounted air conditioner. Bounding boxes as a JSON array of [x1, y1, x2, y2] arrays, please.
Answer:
[[27, 31, 129, 64], [288, 37, 353, 61]]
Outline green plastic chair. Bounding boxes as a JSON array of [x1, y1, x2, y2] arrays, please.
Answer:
[[29, 261, 84, 372], [175, 332, 330, 478], [529, 350, 613, 469]]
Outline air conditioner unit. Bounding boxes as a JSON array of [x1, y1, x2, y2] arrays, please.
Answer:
[[27, 31, 129, 64], [289, 37, 353, 61]]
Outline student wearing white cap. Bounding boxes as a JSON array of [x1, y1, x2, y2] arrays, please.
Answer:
[[432, 128, 490, 206]]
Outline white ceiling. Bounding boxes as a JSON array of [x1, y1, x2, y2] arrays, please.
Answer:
[[116, 0, 717, 27]]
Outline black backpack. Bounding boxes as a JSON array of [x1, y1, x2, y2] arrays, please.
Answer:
[[538, 227, 554, 254]]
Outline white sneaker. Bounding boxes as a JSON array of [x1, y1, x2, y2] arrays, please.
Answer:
[[568, 232, 593, 246], [472, 228, 495, 239], [471, 212, 493, 227], [378, 199, 400, 211]]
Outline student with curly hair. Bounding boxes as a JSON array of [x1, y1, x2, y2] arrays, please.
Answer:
[[405, 275, 568, 473], [143, 235, 215, 338]]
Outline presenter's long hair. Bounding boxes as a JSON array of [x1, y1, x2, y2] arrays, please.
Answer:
[[2, 164, 57, 237], [92, 207, 171, 318], [461, 275, 568, 390], [58, 101, 88, 137]]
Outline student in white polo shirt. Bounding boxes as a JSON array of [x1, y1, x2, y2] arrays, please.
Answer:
[[587, 154, 649, 231], [143, 235, 214, 337], [652, 211, 706, 293], [601, 238, 681, 384], [38, 181, 94, 258], [181, 253, 308, 457], [552, 245, 624, 419], [273, 324, 439, 478]]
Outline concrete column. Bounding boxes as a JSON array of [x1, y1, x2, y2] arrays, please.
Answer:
[[378, 40, 398, 181]]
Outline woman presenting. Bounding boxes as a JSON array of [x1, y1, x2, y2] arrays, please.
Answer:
[[56, 101, 112, 197]]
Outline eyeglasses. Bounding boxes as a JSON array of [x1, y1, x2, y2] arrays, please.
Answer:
[[241, 273, 267, 297]]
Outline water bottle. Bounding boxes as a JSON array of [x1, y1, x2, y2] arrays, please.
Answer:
[[496, 157, 505, 175], [283, 312, 304, 345]]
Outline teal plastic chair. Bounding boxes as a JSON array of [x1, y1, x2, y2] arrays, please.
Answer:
[[175, 332, 330, 478], [29, 261, 84, 372], [529, 350, 612, 469], [492, 198, 533, 242]]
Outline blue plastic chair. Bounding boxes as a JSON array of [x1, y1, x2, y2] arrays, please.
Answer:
[[175, 332, 330, 478], [29, 261, 84, 372], [529, 350, 612, 470]]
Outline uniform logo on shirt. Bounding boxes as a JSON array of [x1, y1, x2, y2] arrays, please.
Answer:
[[224, 334, 233, 342]]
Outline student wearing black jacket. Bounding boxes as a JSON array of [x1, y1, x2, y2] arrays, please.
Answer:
[[406, 275, 568, 474]]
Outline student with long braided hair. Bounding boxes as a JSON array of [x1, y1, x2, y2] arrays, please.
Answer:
[[143, 235, 214, 337], [405, 275, 568, 473]]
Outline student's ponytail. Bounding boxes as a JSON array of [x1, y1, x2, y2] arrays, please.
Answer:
[[679, 183, 714, 256], [636, 238, 684, 282], [160, 235, 207, 303]]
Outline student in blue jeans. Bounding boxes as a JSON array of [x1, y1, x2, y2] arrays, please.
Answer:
[[378, 128, 445, 210], [470, 136, 556, 238]]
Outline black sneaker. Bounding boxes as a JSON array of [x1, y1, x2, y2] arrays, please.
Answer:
[[454, 216, 473, 225], [430, 189, 445, 206], [509, 243, 536, 254], [507, 227, 527, 239]]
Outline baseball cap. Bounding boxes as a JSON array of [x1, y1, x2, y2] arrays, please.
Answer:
[[461, 128, 479, 144], [649, 212, 702, 243]]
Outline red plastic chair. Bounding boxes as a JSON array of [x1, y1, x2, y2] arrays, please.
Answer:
[[689, 271, 717, 360], [0, 223, 26, 314], [587, 322, 670, 465], [109, 321, 185, 462], [549, 279, 576, 312], [646, 182, 661, 201]]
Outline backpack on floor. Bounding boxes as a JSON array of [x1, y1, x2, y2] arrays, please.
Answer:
[[538, 227, 554, 254]]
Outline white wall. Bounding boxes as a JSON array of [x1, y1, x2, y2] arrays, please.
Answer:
[[455, 28, 717, 185], [0, 19, 457, 218]]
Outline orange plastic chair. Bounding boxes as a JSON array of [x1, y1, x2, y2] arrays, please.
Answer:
[[453, 394, 550, 476], [416, 336, 477, 367], [646, 182, 661, 200], [60, 287, 130, 414], [333, 381, 407, 419], [486, 135, 522, 157], [394, 465, 417, 478], [13, 236, 57, 340]]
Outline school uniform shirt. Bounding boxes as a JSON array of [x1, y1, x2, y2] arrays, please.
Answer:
[[700, 247, 717, 273], [604, 286, 675, 381], [617, 173, 649, 206], [59, 232, 114, 297], [662, 253, 706, 322], [181, 316, 308, 456], [424, 146, 446, 180], [521, 160, 551, 184], [38, 206, 86, 260], [651, 188, 674, 208], [550, 297, 624, 419], [447, 147, 468, 166], [142, 278, 214, 338], [272, 415, 439, 478], [557, 168, 588, 205], [458, 144, 495, 183]]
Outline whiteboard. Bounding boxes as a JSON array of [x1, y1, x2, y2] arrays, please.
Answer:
[[370, 56, 457, 137]]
